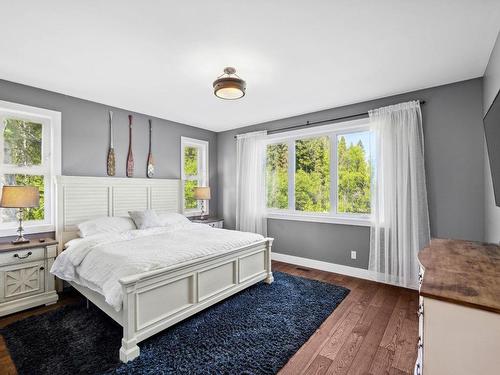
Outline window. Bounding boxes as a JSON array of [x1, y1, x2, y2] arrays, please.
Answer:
[[295, 136, 330, 212], [0, 100, 61, 234], [337, 131, 371, 214], [266, 143, 288, 209], [265, 118, 372, 225], [181, 137, 208, 215]]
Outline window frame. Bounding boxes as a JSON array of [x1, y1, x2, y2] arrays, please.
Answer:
[[180, 136, 209, 216], [0, 100, 62, 235], [265, 118, 372, 227]]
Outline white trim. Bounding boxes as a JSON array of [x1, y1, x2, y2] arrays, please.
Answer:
[[271, 252, 418, 290], [180, 136, 209, 216], [267, 211, 371, 227], [0, 100, 62, 236], [0, 224, 54, 237]]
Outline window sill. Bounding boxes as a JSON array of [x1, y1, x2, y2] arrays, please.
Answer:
[[266, 212, 371, 227], [0, 224, 55, 238]]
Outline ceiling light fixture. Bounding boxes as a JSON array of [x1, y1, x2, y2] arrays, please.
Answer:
[[213, 67, 246, 100]]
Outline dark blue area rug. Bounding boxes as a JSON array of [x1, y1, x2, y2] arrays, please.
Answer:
[[1, 272, 349, 375]]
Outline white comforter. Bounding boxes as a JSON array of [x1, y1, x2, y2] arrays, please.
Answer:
[[51, 223, 264, 311]]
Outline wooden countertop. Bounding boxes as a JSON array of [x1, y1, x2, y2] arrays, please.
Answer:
[[418, 238, 500, 314], [0, 238, 58, 253]]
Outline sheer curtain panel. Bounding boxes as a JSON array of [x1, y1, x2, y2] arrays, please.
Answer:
[[236, 131, 268, 236], [369, 101, 430, 288]]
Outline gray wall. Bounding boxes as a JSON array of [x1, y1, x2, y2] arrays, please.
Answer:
[[218, 78, 485, 269], [0, 79, 218, 216], [483, 32, 500, 244]]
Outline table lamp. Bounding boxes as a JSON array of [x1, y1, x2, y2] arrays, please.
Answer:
[[193, 186, 211, 220], [0, 186, 40, 244]]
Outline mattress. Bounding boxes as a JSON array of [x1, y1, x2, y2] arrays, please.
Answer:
[[51, 223, 264, 311]]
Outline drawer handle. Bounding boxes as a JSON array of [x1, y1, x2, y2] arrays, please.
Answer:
[[417, 304, 424, 318], [13, 251, 32, 259], [417, 337, 423, 349], [39, 266, 45, 271]]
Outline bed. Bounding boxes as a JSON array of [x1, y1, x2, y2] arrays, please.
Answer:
[[52, 176, 274, 362]]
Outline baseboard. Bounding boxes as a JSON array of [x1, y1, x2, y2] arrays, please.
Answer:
[[271, 252, 418, 290]]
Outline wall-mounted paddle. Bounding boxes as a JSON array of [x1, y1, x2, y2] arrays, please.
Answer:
[[147, 119, 155, 178], [107, 110, 116, 176], [126, 115, 134, 177]]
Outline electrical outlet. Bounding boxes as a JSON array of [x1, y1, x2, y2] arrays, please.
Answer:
[[350, 250, 357, 260]]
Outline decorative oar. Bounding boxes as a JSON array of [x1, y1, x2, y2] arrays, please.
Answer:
[[107, 110, 116, 176], [126, 115, 134, 177], [147, 119, 155, 178]]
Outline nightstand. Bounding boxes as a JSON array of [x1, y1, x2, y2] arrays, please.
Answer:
[[0, 238, 58, 316], [190, 217, 224, 228]]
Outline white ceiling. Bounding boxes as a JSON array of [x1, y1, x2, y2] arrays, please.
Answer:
[[1, 1, 499, 132]]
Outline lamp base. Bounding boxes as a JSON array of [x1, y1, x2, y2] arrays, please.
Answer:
[[13, 209, 29, 244], [12, 236, 30, 245]]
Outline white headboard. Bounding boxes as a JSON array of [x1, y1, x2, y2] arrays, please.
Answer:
[[55, 176, 181, 251]]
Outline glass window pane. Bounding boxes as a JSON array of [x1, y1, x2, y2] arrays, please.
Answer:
[[266, 143, 288, 209], [184, 180, 198, 210], [0, 174, 45, 223], [3, 119, 42, 166], [295, 136, 330, 212], [337, 131, 371, 214], [184, 146, 199, 176]]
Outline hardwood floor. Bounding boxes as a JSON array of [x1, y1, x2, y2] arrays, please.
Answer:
[[0, 261, 419, 375], [274, 261, 419, 375]]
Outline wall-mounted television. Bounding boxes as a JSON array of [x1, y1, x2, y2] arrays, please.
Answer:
[[484, 89, 500, 206]]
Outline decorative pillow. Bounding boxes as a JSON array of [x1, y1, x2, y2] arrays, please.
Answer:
[[128, 209, 162, 230], [158, 212, 190, 226], [78, 216, 136, 238]]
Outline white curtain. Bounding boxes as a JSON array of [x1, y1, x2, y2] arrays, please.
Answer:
[[368, 100, 430, 288], [236, 130, 268, 236]]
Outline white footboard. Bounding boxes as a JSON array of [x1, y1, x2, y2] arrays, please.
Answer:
[[118, 238, 274, 362]]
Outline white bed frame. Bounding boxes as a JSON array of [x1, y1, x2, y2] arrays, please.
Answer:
[[55, 176, 274, 362]]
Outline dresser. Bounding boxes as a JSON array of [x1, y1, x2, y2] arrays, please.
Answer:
[[0, 239, 58, 316], [416, 239, 500, 375], [190, 217, 224, 228]]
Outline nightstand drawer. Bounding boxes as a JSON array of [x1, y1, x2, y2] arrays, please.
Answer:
[[208, 221, 223, 228], [0, 260, 46, 302], [0, 247, 45, 265]]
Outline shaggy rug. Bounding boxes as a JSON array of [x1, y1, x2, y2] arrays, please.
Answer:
[[1, 272, 349, 375]]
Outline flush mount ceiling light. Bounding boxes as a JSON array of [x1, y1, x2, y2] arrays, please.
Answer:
[[213, 67, 246, 100]]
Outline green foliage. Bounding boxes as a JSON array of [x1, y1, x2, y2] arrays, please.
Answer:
[[295, 137, 330, 212], [337, 136, 371, 214], [184, 147, 198, 176], [4, 119, 42, 166], [183, 146, 200, 210], [184, 180, 198, 209], [266, 133, 371, 214], [2, 119, 44, 221], [266, 144, 288, 209]]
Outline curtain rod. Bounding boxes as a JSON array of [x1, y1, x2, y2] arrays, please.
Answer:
[[234, 100, 426, 139]]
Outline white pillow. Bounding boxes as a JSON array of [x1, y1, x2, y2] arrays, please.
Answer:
[[158, 212, 190, 226], [128, 209, 162, 229], [78, 216, 136, 238]]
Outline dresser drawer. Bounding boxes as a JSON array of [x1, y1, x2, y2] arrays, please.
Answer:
[[0, 247, 45, 265]]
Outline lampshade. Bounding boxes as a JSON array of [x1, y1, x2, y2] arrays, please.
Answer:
[[193, 187, 211, 200], [213, 67, 246, 100], [0, 186, 40, 208]]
